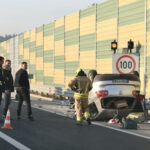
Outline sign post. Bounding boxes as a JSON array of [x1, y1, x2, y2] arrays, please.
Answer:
[[113, 54, 139, 74]]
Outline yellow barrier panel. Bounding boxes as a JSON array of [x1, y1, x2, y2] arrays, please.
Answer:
[[55, 17, 64, 28], [148, 0, 150, 9], [19, 45, 23, 55], [30, 58, 36, 64], [44, 63, 54, 76], [30, 29, 36, 42], [80, 15, 96, 36], [119, 0, 137, 7], [65, 12, 79, 32], [97, 59, 112, 74], [80, 51, 95, 69], [55, 40, 64, 56], [119, 22, 145, 48], [97, 18, 117, 41], [36, 32, 43, 46], [65, 45, 79, 62], [54, 69, 64, 84], [24, 48, 30, 59], [44, 36, 54, 51], [147, 32, 150, 56], [24, 31, 30, 39], [36, 81, 43, 85]]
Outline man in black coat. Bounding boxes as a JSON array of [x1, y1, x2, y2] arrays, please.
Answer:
[[2, 60, 14, 119], [0, 56, 5, 105], [14, 62, 33, 120]]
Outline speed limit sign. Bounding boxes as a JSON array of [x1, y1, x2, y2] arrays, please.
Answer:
[[113, 54, 139, 74]]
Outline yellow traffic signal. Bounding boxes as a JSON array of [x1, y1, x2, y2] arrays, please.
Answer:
[[111, 40, 117, 54], [112, 43, 117, 49]]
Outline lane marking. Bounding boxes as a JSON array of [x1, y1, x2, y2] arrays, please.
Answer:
[[13, 100, 150, 140], [31, 105, 73, 119], [0, 131, 31, 150], [31, 104, 150, 140], [13, 100, 73, 119], [92, 122, 150, 140]]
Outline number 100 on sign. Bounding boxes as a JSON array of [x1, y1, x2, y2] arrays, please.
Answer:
[[116, 55, 136, 74]]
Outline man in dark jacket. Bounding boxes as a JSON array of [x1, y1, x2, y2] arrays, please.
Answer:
[[14, 62, 33, 120], [0, 56, 5, 105], [2, 60, 14, 119]]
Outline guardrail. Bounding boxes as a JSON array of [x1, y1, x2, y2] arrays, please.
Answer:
[[30, 84, 74, 101]]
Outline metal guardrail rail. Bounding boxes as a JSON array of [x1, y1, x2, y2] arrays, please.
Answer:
[[30, 84, 74, 100]]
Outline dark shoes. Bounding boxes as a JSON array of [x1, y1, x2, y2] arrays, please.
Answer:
[[28, 115, 34, 121], [1, 115, 6, 122], [17, 116, 21, 120], [86, 118, 91, 125], [17, 115, 34, 121], [76, 121, 83, 126], [76, 118, 91, 126]]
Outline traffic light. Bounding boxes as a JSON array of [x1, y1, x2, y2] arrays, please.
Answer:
[[111, 40, 117, 54], [128, 39, 134, 53]]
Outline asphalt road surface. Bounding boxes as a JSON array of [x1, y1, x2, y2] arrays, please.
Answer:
[[0, 100, 149, 150]]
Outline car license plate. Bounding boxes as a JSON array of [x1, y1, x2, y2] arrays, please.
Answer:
[[112, 80, 129, 83]]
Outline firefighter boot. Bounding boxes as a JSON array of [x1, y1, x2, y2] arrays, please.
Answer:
[[86, 118, 91, 125]]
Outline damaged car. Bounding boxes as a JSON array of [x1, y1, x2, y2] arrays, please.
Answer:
[[88, 71, 140, 121]]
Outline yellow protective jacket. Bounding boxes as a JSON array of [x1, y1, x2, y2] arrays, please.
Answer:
[[68, 76, 92, 98]]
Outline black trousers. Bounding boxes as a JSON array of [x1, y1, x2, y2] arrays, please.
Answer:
[[0, 91, 2, 105], [16, 88, 32, 116]]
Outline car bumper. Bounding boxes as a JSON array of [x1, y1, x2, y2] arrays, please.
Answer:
[[97, 108, 133, 121]]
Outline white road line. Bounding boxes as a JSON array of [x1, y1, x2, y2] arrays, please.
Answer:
[[31, 105, 73, 119], [0, 131, 31, 150], [32, 104, 150, 141], [13, 100, 73, 119], [92, 122, 150, 140], [13, 100, 150, 140]]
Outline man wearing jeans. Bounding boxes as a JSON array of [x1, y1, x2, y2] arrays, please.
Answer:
[[14, 62, 33, 120], [2, 60, 14, 119]]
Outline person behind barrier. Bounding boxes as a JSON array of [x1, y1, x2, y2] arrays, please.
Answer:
[[68, 68, 92, 125], [14, 62, 33, 121], [2, 60, 14, 119], [0, 56, 5, 105]]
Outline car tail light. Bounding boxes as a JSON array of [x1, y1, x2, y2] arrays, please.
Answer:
[[132, 90, 137, 97], [96, 90, 108, 98], [137, 95, 145, 102]]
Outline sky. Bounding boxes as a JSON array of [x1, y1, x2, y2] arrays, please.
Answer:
[[0, 0, 105, 36]]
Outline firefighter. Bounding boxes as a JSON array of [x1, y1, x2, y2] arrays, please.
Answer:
[[68, 68, 92, 125], [0, 56, 5, 106]]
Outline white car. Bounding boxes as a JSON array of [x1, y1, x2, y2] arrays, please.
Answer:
[[88, 73, 141, 121]]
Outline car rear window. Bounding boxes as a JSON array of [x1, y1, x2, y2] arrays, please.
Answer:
[[93, 74, 140, 82]]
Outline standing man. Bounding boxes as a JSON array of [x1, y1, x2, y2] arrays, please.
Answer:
[[14, 62, 33, 120], [2, 60, 14, 119], [0, 56, 5, 106], [68, 68, 92, 125]]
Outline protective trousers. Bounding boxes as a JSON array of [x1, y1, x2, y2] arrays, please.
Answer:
[[75, 98, 90, 122]]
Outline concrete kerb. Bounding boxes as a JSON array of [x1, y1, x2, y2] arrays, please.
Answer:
[[30, 94, 53, 101]]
